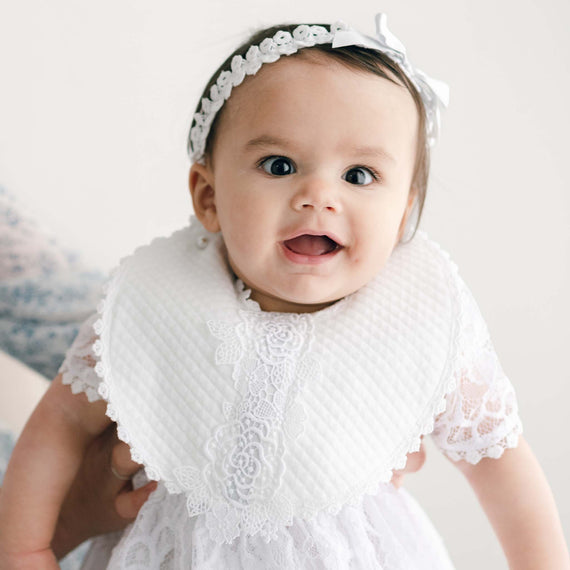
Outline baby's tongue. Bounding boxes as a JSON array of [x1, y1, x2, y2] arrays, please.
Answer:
[[284, 235, 337, 256]]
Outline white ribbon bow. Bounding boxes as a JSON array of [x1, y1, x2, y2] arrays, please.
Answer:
[[333, 14, 449, 108]]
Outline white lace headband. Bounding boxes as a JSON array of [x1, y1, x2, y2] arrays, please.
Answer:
[[188, 13, 450, 164]]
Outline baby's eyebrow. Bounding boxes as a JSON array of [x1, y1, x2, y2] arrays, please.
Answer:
[[245, 135, 293, 151], [350, 145, 396, 164]]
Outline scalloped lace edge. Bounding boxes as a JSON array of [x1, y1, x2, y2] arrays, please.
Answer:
[[442, 421, 523, 465], [61, 375, 101, 404]]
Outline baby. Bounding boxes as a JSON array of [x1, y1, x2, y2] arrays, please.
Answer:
[[0, 13, 568, 569]]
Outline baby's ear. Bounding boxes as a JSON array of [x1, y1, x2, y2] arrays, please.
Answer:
[[397, 188, 418, 242], [188, 162, 220, 233]]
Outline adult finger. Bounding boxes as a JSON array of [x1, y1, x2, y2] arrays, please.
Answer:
[[110, 439, 142, 482], [115, 481, 158, 520]]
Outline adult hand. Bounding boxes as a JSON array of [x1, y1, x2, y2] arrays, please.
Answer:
[[51, 423, 156, 560], [390, 436, 427, 489]]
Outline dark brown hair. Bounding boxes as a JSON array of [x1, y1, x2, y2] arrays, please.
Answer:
[[188, 24, 429, 238]]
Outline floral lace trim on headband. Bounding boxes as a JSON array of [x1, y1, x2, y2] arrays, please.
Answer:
[[188, 14, 450, 164]]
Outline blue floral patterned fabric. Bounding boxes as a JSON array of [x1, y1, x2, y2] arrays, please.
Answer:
[[0, 185, 105, 380]]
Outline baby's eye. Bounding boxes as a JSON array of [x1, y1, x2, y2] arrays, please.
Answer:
[[259, 156, 296, 176], [343, 167, 377, 186]]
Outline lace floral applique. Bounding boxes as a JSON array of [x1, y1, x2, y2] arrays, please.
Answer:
[[171, 310, 320, 544]]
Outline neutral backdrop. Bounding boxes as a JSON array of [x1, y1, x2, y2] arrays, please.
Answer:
[[0, 0, 569, 568]]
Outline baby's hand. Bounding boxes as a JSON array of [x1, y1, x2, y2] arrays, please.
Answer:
[[51, 423, 157, 560], [390, 436, 426, 489]]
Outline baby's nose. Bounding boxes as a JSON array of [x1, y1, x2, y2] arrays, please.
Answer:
[[290, 179, 341, 213]]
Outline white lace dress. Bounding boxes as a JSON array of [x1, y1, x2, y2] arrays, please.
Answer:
[[58, 272, 522, 570]]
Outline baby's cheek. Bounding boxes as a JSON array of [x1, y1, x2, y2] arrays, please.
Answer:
[[363, 241, 396, 277]]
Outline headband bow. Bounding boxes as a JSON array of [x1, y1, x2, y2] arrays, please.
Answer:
[[189, 13, 449, 163]]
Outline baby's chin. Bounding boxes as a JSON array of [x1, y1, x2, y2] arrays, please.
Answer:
[[248, 287, 346, 314]]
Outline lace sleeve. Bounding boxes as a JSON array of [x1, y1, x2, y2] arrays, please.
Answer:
[[58, 312, 103, 402], [431, 276, 523, 465]]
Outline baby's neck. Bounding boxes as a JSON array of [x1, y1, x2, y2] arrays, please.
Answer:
[[249, 289, 340, 314]]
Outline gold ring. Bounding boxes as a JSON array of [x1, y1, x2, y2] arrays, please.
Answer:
[[110, 464, 132, 481]]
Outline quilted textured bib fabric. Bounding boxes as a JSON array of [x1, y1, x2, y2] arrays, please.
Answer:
[[92, 217, 462, 544]]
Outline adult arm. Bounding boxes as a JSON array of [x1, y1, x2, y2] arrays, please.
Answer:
[[455, 436, 570, 569], [0, 373, 111, 569]]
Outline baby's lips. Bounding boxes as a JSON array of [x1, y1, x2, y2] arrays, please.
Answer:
[[283, 234, 339, 256]]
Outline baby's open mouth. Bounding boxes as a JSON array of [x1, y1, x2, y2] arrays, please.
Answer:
[[283, 234, 341, 256]]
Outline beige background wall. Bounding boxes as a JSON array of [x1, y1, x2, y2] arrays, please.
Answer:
[[1, 1, 569, 567]]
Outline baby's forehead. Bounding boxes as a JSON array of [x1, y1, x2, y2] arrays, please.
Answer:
[[220, 52, 410, 123]]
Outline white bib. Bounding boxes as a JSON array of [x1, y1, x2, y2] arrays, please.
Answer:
[[92, 217, 461, 544]]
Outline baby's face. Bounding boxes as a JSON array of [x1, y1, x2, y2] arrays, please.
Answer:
[[190, 54, 419, 313]]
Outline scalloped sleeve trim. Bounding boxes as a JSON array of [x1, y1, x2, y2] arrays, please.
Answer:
[[58, 311, 103, 403]]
